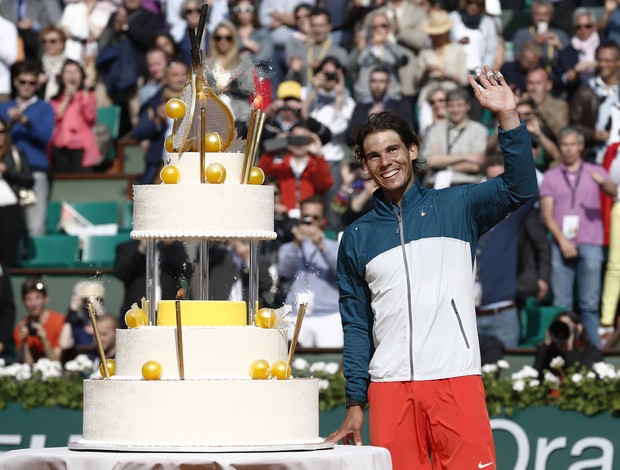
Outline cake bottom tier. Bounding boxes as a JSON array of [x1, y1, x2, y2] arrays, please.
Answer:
[[81, 378, 321, 447]]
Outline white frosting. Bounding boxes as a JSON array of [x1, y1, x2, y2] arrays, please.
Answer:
[[115, 326, 289, 379], [164, 151, 245, 183], [82, 378, 320, 446]]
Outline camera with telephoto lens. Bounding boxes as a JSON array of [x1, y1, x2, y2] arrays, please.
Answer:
[[300, 216, 314, 225], [549, 320, 573, 344]]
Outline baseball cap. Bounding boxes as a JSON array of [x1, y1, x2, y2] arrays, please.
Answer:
[[277, 80, 302, 100]]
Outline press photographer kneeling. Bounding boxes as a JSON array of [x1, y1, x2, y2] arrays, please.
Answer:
[[534, 311, 604, 378]]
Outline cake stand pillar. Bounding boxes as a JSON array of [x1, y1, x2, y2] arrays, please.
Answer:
[[248, 240, 259, 325], [199, 240, 209, 300], [146, 239, 160, 325]]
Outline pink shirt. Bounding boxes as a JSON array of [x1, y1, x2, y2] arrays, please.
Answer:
[[540, 161, 610, 246]]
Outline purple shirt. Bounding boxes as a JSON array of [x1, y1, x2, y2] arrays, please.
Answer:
[[539, 161, 609, 246]]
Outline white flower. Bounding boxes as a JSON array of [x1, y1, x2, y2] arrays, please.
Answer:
[[89, 369, 103, 379], [0, 358, 5, 368], [309, 361, 326, 373], [550, 356, 565, 369], [482, 364, 498, 374], [528, 379, 540, 387], [497, 359, 509, 369], [571, 373, 583, 384], [544, 372, 560, 384], [292, 358, 309, 371], [511, 365, 538, 381], [324, 362, 340, 375], [34, 358, 62, 378], [586, 371, 596, 380], [318, 379, 330, 391], [512, 379, 525, 392], [593, 362, 616, 380]]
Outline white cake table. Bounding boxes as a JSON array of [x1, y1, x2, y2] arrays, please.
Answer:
[[0, 445, 392, 470]]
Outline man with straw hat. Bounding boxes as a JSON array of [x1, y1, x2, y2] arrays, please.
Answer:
[[327, 66, 537, 470]]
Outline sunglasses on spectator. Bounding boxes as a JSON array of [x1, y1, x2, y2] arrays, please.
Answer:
[[214, 35, 233, 42], [371, 23, 389, 29], [17, 79, 37, 86], [575, 24, 593, 30], [300, 215, 321, 221], [429, 98, 446, 105], [42, 38, 61, 44], [184, 7, 201, 14], [233, 5, 255, 13]]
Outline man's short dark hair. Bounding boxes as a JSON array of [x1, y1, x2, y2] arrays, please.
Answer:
[[310, 7, 331, 23], [370, 65, 392, 77], [446, 88, 470, 104], [596, 40, 620, 59], [12, 60, 41, 80], [353, 112, 423, 176], [300, 194, 326, 215], [22, 278, 47, 298]]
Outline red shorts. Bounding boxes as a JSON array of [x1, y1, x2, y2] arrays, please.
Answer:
[[368, 375, 496, 470]]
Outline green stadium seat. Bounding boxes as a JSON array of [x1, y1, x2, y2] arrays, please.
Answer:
[[46, 201, 62, 233], [121, 200, 133, 231], [80, 232, 132, 268], [20, 235, 80, 268], [69, 201, 119, 226], [519, 297, 567, 347], [96, 105, 121, 165]]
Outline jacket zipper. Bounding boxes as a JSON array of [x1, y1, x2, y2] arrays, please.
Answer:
[[451, 299, 470, 349], [394, 206, 415, 380]]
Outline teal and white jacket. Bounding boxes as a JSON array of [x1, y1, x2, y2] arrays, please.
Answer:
[[337, 123, 537, 405]]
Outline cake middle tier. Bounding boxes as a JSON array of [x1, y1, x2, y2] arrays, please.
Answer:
[[115, 326, 288, 379], [131, 184, 276, 240]]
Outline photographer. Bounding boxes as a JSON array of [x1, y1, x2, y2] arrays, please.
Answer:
[[258, 124, 333, 218], [534, 311, 603, 377], [13, 278, 65, 365], [277, 195, 342, 347]]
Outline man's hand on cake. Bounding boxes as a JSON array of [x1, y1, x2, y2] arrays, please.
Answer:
[[326, 406, 364, 446]]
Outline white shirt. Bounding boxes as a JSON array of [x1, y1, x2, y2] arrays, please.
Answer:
[[0, 16, 18, 95]]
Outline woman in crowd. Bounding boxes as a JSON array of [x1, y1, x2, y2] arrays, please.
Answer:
[[49, 60, 100, 173], [176, 0, 204, 66], [206, 20, 255, 122], [154, 32, 180, 60], [0, 117, 34, 266], [39, 26, 68, 100], [418, 85, 448, 138]]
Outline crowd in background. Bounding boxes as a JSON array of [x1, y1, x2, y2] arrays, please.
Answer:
[[0, 0, 619, 368]]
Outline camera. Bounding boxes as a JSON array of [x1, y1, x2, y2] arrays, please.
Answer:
[[263, 135, 312, 153], [549, 320, 573, 344], [301, 216, 314, 225], [27, 320, 38, 336], [324, 72, 338, 82]]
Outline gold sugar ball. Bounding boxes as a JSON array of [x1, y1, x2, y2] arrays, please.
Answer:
[[205, 162, 226, 184], [160, 165, 181, 184], [165, 98, 186, 119], [204, 132, 223, 152]]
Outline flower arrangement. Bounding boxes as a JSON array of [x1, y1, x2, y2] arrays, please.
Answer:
[[1, 356, 619, 417], [482, 358, 620, 418]]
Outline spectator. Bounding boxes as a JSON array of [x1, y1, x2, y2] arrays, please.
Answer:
[[570, 41, 620, 163], [13, 278, 65, 365], [553, 8, 599, 100], [422, 88, 488, 188], [131, 59, 187, 184], [513, 0, 569, 74], [338, 162, 377, 226], [96, 313, 117, 360], [49, 60, 100, 173], [349, 9, 412, 101], [278, 195, 342, 347], [258, 124, 333, 216], [418, 85, 448, 138], [0, 0, 55, 60], [516, 97, 560, 170], [38, 26, 68, 100], [347, 65, 414, 146], [176, 0, 206, 67], [600, 141, 620, 343], [416, 10, 468, 118], [140, 47, 169, 107], [0, 117, 34, 266], [525, 67, 568, 143], [0, 262, 16, 363], [62, 280, 106, 361], [227, 239, 275, 306], [0, 15, 19, 103], [533, 311, 603, 377], [301, 56, 355, 229], [375, 0, 429, 55], [0, 60, 55, 237], [260, 177, 296, 266], [153, 32, 179, 60], [500, 40, 543, 95], [258, 0, 309, 91], [290, 3, 312, 47], [113, 239, 192, 323], [449, 0, 498, 74], [97, 0, 160, 134], [285, 8, 349, 87], [230, 0, 274, 80], [540, 127, 618, 349], [205, 20, 255, 123], [475, 154, 539, 349], [598, 0, 620, 46]]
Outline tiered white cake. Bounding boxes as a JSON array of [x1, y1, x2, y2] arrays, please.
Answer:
[[76, 151, 323, 449]]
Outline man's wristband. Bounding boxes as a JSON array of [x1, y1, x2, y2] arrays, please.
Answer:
[[345, 397, 366, 408]]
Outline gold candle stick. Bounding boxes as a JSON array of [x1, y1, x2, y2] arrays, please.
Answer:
[[247, 111, 267, 175], [200, 107, 206, 184], [287, 302, 307, 370], [175, 288, 186, 380], [241, 110, 257, 183], [88, 299, 109, 379]]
